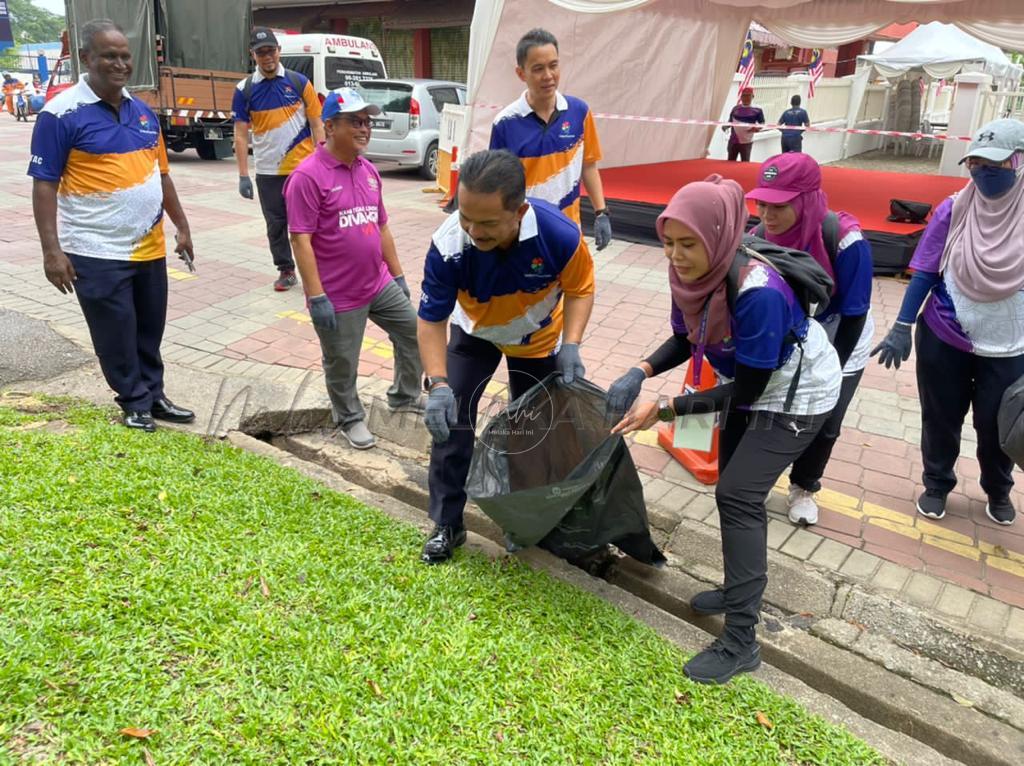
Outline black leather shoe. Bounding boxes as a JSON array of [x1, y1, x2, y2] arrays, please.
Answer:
[[124, 411, 156, 432], [151, 397, 195, 423], [420, 524, 467, 564]]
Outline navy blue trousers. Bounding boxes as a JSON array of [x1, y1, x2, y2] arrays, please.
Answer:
[[69, 254, 168, 413], [428, 327, 558, 528]]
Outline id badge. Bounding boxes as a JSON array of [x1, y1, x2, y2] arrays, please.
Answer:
[[672, 384, 716, 452]]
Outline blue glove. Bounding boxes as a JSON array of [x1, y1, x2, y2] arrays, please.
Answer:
[[594, 213, 612, 251], [238, 176, 254, 199], [394, 275, 411, 300], [870, 322, 912, 369], [557, 343, 585, 384], [309, 294, 337, 332], [424, 384, 457, 444], [606, 366, 646, 422]]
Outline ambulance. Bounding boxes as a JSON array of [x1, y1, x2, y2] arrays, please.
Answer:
[[278, 34, 387, 99]]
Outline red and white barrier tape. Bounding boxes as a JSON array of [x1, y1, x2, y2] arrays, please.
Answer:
[[470, 103, 971, 142]]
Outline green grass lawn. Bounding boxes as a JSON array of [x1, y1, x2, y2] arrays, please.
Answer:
[[0, 395, 886, 765]]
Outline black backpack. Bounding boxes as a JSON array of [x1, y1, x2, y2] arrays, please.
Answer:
[[723, 237, 835, 411], [241, 69, 306, 112], [750, 210, 840, 265]]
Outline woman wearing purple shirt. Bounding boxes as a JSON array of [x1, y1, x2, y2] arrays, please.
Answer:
[[873, 119, 1024, 526], [607, 175, 840, 684]]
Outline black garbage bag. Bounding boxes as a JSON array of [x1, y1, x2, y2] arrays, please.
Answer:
[[466, 374, 666, 567], [998, 372, 1024, 470]]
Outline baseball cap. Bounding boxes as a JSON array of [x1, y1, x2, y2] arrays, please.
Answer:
[[250, 27, 279, 50], [959, 118, 1024, 164], [322, 87, 381, 120], [745, 152, 822, 205]]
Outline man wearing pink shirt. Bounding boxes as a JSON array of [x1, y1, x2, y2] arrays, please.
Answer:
[[285, 87, 422, 449]]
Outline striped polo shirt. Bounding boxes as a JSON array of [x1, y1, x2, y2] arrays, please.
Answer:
[[28, 76, 169, 261], [232, 65, 322, 176], [489, 91, 602, 225], [418, 199, 595, 358]]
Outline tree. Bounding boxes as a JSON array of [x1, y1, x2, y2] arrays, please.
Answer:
[[8, 0, 64, 45]]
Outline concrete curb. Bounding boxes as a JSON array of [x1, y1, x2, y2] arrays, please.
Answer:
[[226, 430, 967, 766]]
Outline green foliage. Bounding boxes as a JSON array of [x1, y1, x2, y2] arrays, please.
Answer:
[[8, 0, 64, 45], [0, 399, 887, 765]]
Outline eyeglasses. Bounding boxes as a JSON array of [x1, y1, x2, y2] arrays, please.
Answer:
[[338, 116, 372, 128], [252, 47, 277, 58]]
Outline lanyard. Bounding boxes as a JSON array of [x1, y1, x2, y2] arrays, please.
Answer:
[[692, 302, 710, 388]]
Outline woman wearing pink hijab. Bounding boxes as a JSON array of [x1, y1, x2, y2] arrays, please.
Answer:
[[745, 152, 874, 527], [608, 175, 840, 684], [873, 118, 1024, 526]]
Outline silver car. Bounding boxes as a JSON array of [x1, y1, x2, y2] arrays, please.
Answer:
[[358, 79, 467, 180]]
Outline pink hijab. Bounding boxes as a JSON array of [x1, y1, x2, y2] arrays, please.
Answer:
[[942, 157, 1024, 303], [657, 175, 746, 345]]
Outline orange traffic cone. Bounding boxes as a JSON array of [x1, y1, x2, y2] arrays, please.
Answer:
[[656, 358, 719, 484]]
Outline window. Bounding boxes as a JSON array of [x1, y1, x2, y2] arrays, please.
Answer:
[[280, 56, 314, 80], [358, 82, 412, 113], [427, 87, 459, 113], [325, 56, 386, 90]]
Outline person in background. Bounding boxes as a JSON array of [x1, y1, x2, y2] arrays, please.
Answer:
[[607, 175, 839, 684], [285, 88, 422, 451], [778, 95, 810, 153], [232, 26, 324, 292], [3, 72, 22, 117], [873, 118, 1024, 526], [489, 28, 612, 251], [417, 149, 595, 565], [29, 20, 195, 432], [747, 153, 873, 526], [723, 87, 764, 162]]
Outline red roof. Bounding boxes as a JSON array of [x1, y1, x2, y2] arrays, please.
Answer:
[[873, 23, 918, 42]]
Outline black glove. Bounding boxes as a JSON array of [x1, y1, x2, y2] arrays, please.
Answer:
[[238, 176, 254, 200], [424, 384, 457, 444], [870, 322, 912, 369], [309, 294, 337, 332], [606, 366, 646, 422]]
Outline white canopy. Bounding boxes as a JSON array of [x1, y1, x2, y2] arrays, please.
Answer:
[[858, 21, 1023, 82], [466, 1, 1024, 167]]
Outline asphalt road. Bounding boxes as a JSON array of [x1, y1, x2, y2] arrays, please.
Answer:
[[0, 308, 91, 386]]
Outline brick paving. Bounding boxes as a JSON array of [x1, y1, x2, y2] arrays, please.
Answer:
[[2, 119, 1022, 626]]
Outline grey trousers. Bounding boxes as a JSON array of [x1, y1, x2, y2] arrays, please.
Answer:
[[313, 280, 422, 426]]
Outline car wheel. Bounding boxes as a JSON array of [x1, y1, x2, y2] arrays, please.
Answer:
[[419, 142, 439, 180]]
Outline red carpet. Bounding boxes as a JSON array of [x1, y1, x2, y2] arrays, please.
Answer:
[[597, 159, 967, 236]]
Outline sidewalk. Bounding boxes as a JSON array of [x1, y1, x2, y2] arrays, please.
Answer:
[[1, 118, 1021, 638]]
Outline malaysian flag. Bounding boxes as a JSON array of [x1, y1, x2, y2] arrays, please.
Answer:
[[807, 48, 823, 98], [737, 31, 755, 101]]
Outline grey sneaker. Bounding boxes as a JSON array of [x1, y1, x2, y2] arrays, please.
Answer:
[[273, 269, 297, 292], [787, 486, 819, 526], [340, 420, 375, 450]]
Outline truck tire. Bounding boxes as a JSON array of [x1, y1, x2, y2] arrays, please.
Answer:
[[419, 142, 439, 180], [195, 136, 232, 161]]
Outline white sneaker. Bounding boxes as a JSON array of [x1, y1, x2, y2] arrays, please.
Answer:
[[787, 486, 819, 526], [340, 420, 376, 450]]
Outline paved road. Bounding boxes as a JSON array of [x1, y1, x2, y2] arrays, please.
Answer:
[[1, 118, 1021, 638], [0, 308, 91, 386]]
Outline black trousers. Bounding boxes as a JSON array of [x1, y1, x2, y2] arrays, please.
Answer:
[[727, 142, 752, 162], [916, 320, 1024, 499], [428, 326, 558, 528], [790, 370, 863, 492], [68, 254, 168, 413], [255, 174, 294, 272], [780, 135, 803, 153], [716, 407, 827, 633]]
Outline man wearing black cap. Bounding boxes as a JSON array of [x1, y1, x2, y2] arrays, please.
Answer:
[[232, 27, 324, 291]]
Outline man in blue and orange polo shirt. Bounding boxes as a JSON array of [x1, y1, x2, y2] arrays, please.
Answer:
[[489, 28, 612, 251], [29, 19, 195, 432], [417, 149, 596, 564], [233, 26, 324, 291]]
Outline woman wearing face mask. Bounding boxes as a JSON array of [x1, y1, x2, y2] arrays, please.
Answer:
[[745, 153, 874, 527], [608, 175, 840, 684], [873, 118, 1024, 526]]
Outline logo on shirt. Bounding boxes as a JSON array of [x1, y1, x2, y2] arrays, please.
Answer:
[[366, 176, 379, 190], [561, 121, 570, 133], [139, 115, 150, 129], [762, 165, 780, 182], [530, 257, 544, 273], [338, 205, 379, 229], [284, 85, 294, 96]]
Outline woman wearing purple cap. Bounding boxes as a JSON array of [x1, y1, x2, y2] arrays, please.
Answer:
[[872, 118, 1024, 526], [746, 152, 874, 527], [608, 175, 840, 684]]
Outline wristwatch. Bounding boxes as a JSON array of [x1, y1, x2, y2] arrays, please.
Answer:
[[594, 208, 609, 217], [424, 375, 449, 391], [657, 395, 675, 423]]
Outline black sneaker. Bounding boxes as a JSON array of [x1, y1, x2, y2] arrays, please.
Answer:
[[683, 637, 761, 685], [986, 496, 1016, 526], [273, 269, 297, 292], [916, 489, 947, 520], [420, 524, 467, 564], [691, 588, 726, 615], [123, 411, 156, 432]]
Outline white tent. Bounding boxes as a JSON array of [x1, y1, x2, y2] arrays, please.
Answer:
[[465, 0, 1024, 167], [858, 21, 1023, 84]]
